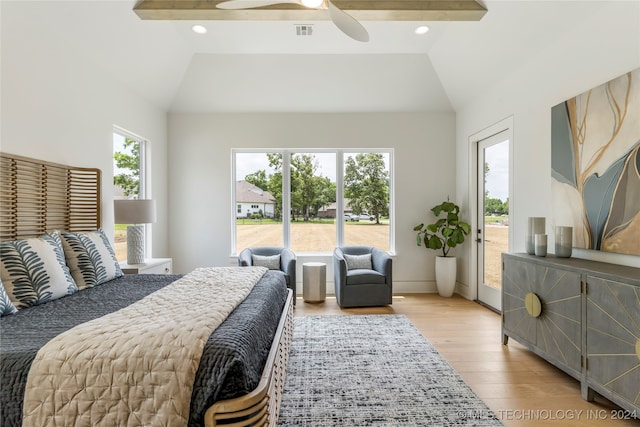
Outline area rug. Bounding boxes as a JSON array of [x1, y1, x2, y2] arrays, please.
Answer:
[[277, 315, 503, 426]]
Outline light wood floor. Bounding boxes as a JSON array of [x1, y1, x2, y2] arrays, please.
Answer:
[[294, 294, 639, 427]]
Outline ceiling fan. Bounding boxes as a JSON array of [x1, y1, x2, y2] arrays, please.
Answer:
[[216, 0, 369, 42]]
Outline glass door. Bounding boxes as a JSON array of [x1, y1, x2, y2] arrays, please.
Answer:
[[477, 132, 510, 311]]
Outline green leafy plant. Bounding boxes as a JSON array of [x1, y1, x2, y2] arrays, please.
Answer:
[[413, 200, 471, 257]]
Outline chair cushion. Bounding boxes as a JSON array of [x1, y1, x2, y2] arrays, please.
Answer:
[[346, 269, 386, 285]]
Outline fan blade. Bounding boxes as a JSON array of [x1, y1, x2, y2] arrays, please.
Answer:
[[216, 0, 299, 10], [327, 0, 369, 42]]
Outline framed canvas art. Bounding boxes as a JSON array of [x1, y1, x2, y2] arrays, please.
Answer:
[[551, 68, 640, 256]]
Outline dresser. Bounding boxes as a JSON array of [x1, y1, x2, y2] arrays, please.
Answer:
[[502, 253, 640, 415], [119, 258, 173, 275]]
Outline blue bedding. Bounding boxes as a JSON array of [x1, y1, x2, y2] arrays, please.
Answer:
[[0, 270, 288, 427]]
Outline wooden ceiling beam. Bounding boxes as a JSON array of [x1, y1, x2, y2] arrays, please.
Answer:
[[133, 0, 487, 21]]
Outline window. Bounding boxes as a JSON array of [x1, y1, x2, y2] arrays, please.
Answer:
[[289, 152, 337, 253], [343, 152, 391, 250], [113, 128, 148, 262], [235, 152, 283, 248], [233, 149, 393, 254]]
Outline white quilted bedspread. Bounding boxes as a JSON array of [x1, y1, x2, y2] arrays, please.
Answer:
[[22, 266, 267, 427]]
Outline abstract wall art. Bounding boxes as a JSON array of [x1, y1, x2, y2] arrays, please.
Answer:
[[551, 68, 640, 256]]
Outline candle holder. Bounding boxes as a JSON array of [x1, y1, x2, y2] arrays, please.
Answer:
[[526, 217, 545, 255], [555, 226, 573, 258], [534, 234, 547, 257]]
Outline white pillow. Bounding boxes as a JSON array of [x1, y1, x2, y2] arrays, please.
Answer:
[[344, 253, 372, 270], [0, 232, 78, 309], [252, 254, 281, 270], [60, 229, 123, 289]]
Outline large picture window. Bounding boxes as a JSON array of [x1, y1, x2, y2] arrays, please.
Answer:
[[233, 149, 393, 254]]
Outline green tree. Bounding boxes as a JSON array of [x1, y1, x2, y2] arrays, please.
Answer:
[[245, 169, 268, 191], [484, 161, 490, 198], [344, 153, 389, 224], [314, 176, 337, 216], [485, 197, 502, 215], [291, 154, 318, 221], [250, 153, 337, 221], [267, 153, 284, 220], [113, 138, 140, 197], [484, 197, 509, 215]]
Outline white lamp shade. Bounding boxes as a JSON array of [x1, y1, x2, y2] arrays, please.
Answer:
[[114, 199, 157, 224]]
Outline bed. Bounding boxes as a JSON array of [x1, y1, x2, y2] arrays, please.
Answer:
[[0, 152, 294, 427]]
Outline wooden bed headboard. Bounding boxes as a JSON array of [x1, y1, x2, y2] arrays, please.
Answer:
[[0, 152, 101, 240]]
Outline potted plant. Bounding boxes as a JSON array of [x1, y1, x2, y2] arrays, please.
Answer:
[[413, 200, 471, 297]]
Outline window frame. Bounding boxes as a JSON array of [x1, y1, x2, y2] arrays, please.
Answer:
[[113, 126, 151, 261], [232, 148, 394, 255]]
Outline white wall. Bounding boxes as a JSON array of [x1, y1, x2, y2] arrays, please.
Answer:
[[0, 2, 170, 257], [168, 112, 456, 293], [6, 1, 637, 300], [455, 1, 640, 298]]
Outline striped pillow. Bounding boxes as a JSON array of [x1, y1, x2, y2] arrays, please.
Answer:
[[60, 229, 123, 290], [0, 232, 78, 309], [0, 279, 18, 316]]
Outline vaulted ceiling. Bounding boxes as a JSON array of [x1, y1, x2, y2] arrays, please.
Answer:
[[4, 1, 623, 113]]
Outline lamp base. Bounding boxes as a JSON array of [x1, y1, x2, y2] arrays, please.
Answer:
[[126, 225, 145, 264]]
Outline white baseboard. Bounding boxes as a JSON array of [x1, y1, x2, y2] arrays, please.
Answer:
[[299, 281, 455, 296]]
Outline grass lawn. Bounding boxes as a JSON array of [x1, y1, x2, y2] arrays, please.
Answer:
[[237, 221, 390, 253]]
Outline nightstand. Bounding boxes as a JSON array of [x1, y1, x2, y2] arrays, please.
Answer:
[[119, 258, 173, 275]]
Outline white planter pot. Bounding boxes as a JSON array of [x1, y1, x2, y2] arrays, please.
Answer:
[[435, 256, 457, 297]]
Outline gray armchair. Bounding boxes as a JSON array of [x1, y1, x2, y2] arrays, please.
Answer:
[[333, 246, 392, 308], [238, 246, 296, 304]]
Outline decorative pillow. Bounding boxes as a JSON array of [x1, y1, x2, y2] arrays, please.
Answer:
[[60, 229, 123, 290], [0, 279, 18, 316], [0, 232, 78, 309], [344, 253, 372, 270], [252, 254, 281, 270]]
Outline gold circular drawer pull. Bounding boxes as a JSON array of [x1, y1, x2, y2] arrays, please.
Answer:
[[525, 293, 542, 318], [636, 339, 640, 361]]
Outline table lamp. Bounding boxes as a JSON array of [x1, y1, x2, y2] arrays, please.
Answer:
[[114, 199, 156, 264]]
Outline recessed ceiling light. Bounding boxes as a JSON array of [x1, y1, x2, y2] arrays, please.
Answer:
[[192, 25, 207, 34], [415, 25, 430, 35]]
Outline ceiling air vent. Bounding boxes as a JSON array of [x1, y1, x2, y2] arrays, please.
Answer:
[[295, 25, 313, 36]]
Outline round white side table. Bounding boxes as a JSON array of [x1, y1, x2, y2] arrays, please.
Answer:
[[303, 262, 326, 303]]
